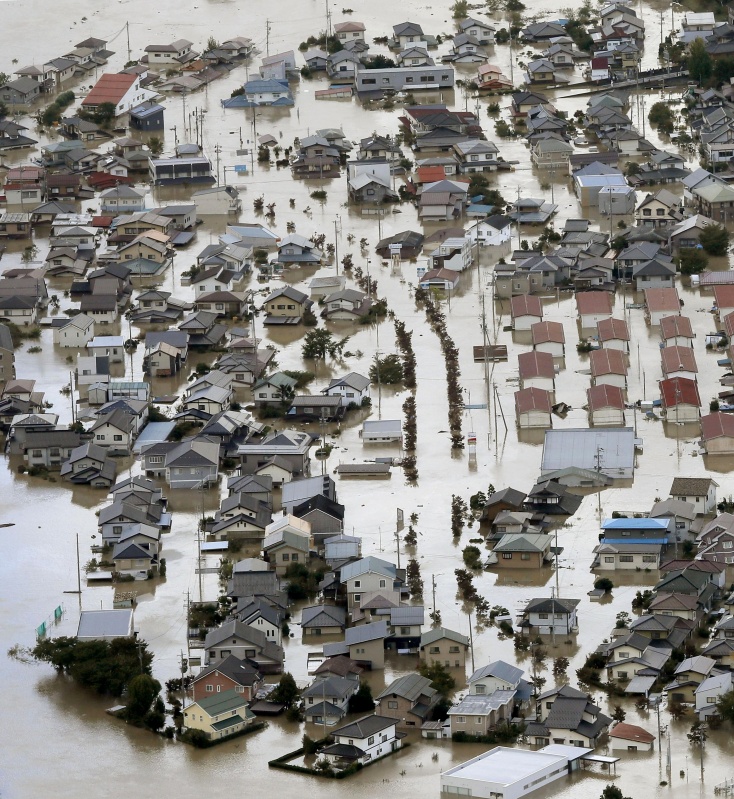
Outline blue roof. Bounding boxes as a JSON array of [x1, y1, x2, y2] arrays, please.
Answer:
[[602, 518, 669, 530], [221, 95, 255, 108], [603, 537, 669, 544], [131, 103, 164, 118], [244, 78, 290, 92]]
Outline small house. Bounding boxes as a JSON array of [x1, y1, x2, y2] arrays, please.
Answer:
[[531, 321, 565, 357], [54, 314, 95, 348], [301, 605, 347, 637], [517, 351, 555, 394], [515, 387, 553, 429], [519, 597, 580, 635], [586, 384, 625, 426], [660, 315, 694, 348], [590, 348, 628, 390], [660, 345, 698, 381], [609, 722, 655, 752], [596, 317, 629, 352], [191, 655, 262, 702], [701, 413, 734, 455], [660, 377, 701, 423], [576, 292, 613, 328], [492, 533, 552, 569], [669, 477, 718, 515], [320, 715, 402, 766], [182, 689, 257, 742], [376, 674, 438, 730], [419, 627, 470, 670], [645, 287, 681, 327]]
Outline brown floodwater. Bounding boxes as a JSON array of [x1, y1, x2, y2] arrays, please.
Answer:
[[2, 0, 734, 796]]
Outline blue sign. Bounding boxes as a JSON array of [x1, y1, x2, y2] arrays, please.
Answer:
[[234, 165, 248, 174]]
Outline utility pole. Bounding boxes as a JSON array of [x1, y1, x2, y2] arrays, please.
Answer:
[[334, 216, 340, 274], [179, 650, 188, 710], [467, 608, 475, 672], [431, 574, 436, 617], [266, 20, 271, 56], [76, 533, 81, 594], [215, 144, 222, 186], [394, 528, 401, 570], [126, 21, 131, 63], [69, 370, 75, 424]]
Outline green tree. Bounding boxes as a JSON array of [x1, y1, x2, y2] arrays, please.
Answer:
[[269, 672, 300, 708], [611, 705, 626, 722], [348, 681, 375, 713], [599, 787, 631, 799], [688, 38, 713, 85], [678, 248, 708, 275], [125, 673, 162, 722], [451, 0, 469, 17], [0, 100, 8, 118], [699, 223, 730, 256], [717, 689, 734, 723], [369, 353, 403, 384], [301, 329, 350, 359], [688, 720, 708, 745], [417, 661, 456, 697], [148, 136, 164, 156], [648, 102, 675, 134]]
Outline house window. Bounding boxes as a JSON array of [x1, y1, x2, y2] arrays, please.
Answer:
[[619, 555, 634, 563], [475, 717, 483, 724], [368, 736, 375, 745], [206, 684, 213, 692], [429, 646, 440, 654], [642, 555, 656, 562], [379, 579, 386, 588], [475, 685, 485, 694], [604, 556, 614, 563], [354, 580, 361, 588], [353, 594, 361, 604], [538, 613, 549, 619], [400, 626, 410, 635], [456, 716, 466, 723], [521, 553, 530, 561], [501, 553, 512, 559], [282, 553, 290, 561], [113, 526, 122, 534], [449, 646, 460, 653], [113, 435, 123, 441], [388, 701, 398, 709]]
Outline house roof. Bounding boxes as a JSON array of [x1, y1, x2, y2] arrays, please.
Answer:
[[494, 533, 550, 553], [340, 556, 396, 583], [590, 348, 627, 377], [344, 620, 389, 645], [333, 714, 396, 738], [76, 609, 132, 638], [515, 387, 553, 415], [420, 626, 469, 647], [518, 350, 555, 380], [313, 655, 363, 678], [469, 660, 524, 685], [301, 604, 346, 628], [645, 287, 680, 313], [510, 294, 543, 319], [670, 477, 717, 496], [610, 722, 655, 743], [531, 321, 565, 345], [587, 384, 625, 411], [660, 315, 694, 340], [577, 291, 613, 316], [194, 687, 251, 716], [659, 377, 700, 409], [661, 345, 697, 375], [523, 597, 581, 615], [701, 412, 734, 441], [302, 676, 355, 701], [377, 673, 436, 702], [82, 73, 137, 106]]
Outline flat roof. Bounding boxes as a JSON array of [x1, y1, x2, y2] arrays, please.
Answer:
[[541, 427, 636, 472], [442, 746, 567, 787]]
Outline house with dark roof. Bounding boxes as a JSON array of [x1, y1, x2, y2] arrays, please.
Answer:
[[530, 684, 612, 748], [491, 533, 553, 569], [303, 675, 358, 725], [301, 604, 347, 636], [479, 487, 527, 524], [519, 597, 580, 635], [669, 477, 718, 515], [191, 654, 263, 702], [203, 619, 284, 673], [419, 627, 470, 670], [59, 442, 117, 487], [376, 674, 438, 730], [320, 715, 403, 766]]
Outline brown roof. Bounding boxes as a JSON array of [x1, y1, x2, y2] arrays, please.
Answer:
[[724, 311, 734, 339], [659, 377, 700, 409], [510, 294, 543, 319], [648, 592, 699, 610], [531, 320, 565, 345], [313, 655, 363, 678], [645, 287, 680, 313], [518, 350, 555, 379], [610, 722, 655, 744], [714, 284, 734, 310], [590, 347, 627, 377], [669, 477, 718, 497], [576, 291, 612, 316], [416, 166, 447, 184], [701, 412, 734, 441], [596, 316, 629, 342], [82, 73, 137, 107], [515, 387, 553, 414], [660, 314, 693, 341], [587, 383, 625, 411], [661, 345, 697, 375]]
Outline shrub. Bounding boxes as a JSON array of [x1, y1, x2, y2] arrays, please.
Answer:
[[594, 577, 614, 592]]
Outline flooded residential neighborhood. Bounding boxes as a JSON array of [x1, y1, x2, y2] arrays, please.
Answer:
[[3, 0, 734, 796]]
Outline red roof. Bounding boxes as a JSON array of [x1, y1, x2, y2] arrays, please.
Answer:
[[661, 345, 698, 375], [701, 412, 734, 441], [590, 348, 627, 377], [515, 387, 553, 415], [596, 316, 629, 342], [82, 72, 137, 106], [92, 215, 115, 228], [659, 377, 701, 409], [511, 294, 543, 320], [714, 284, 734, 310], [518, 350, 555, 379], [576, 291, 613, 316], [660, 314, 693, 341], [724, 311, 734, 339], [416, 166, 446, 184], [610, 722, 655, 744], [645, 287, 680, 313], [531, 320, 565, 345], [587, 383, 625, 411]]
